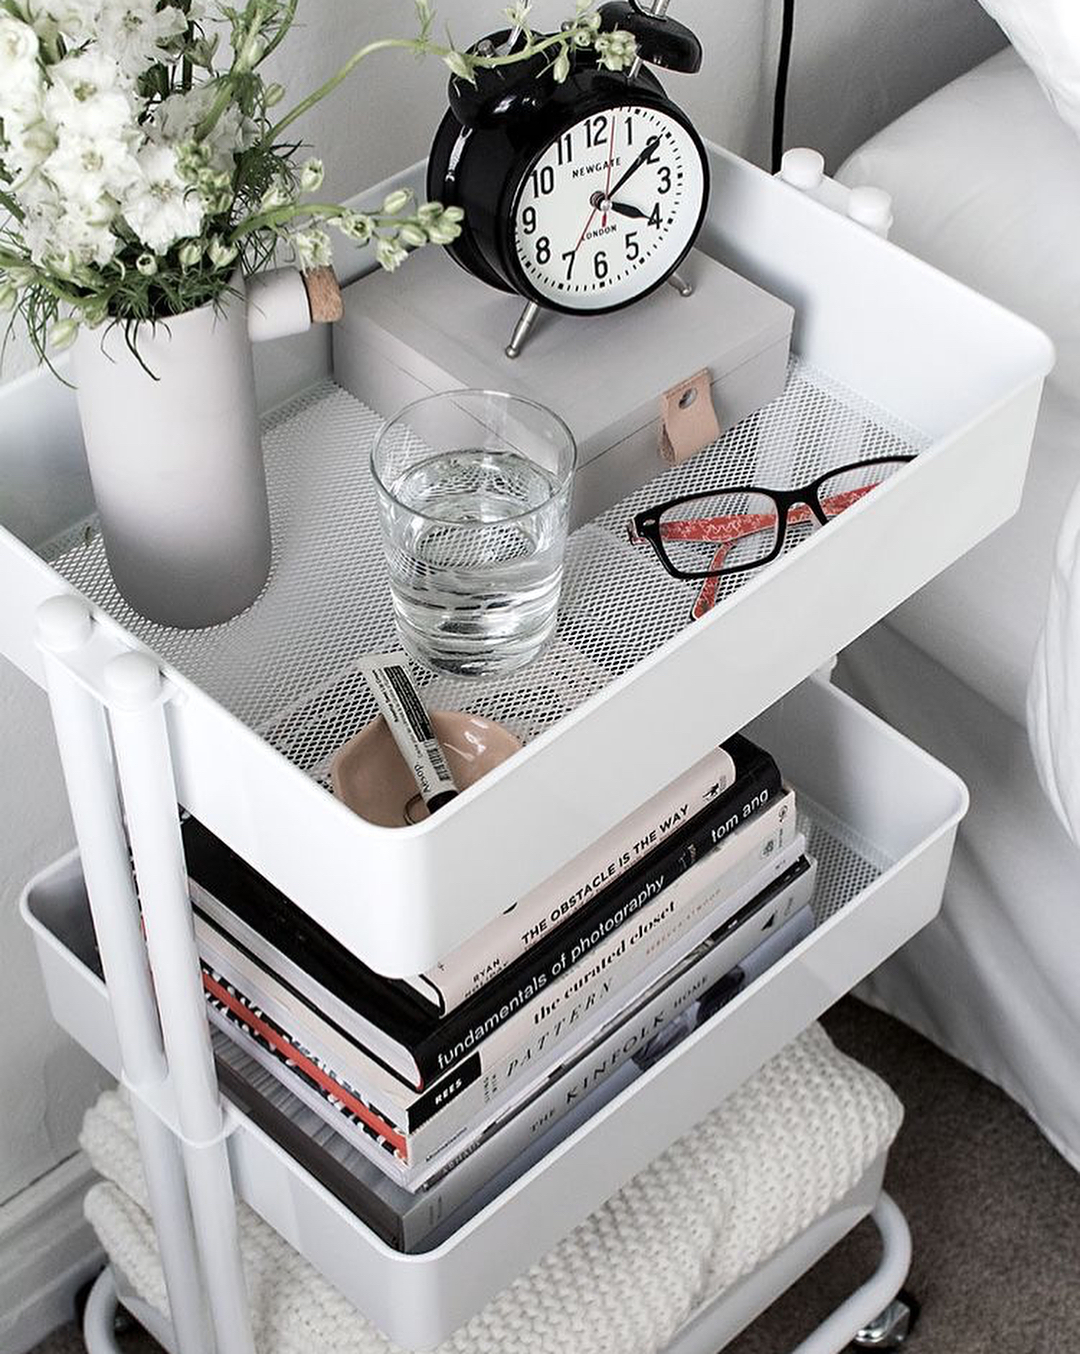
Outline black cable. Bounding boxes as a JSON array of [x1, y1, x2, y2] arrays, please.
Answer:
[[771, 0, 797, 174]]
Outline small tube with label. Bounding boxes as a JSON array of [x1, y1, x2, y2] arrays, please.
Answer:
[[358, 653, 459, 814]]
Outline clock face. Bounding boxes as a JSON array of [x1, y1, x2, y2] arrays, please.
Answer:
[[509, 103, 707, 312]]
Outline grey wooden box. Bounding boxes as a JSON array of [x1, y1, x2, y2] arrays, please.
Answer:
[[333, 247, 794, 526]]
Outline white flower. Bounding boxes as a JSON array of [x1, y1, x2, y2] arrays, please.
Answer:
[[153, 88, 250, 175], [122, 143, 206, 252], [99, 0, 188, 80], [136, 251, 157, 275], [24, 194, 118, 271], [336, 210, 374, 244], [31, 0, 101, 47], [44, 52, 137, 139], [594, 28, 636, 71], [1, 112, 56, 179], [44, 130, 139, 206], [291, 226, 332, 270], [552, 48, 571, 83], [299, 158, 324, 193], [375, 236, 408, 272], [0, 14, 42, 122], [177, 239, 202, 268], [259, 176, 292, 212]]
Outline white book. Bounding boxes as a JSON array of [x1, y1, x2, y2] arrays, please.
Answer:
[[401, 740, 738, 1012]]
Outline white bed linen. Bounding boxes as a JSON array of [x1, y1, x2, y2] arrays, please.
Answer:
[[837, 47, 1080, 1166]]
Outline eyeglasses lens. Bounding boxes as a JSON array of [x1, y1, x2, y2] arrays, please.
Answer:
[[657, 491, 781, 576], [815, 459, 907, 520]]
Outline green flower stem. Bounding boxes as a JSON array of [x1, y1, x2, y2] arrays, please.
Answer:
[[255, 0, 299, 66], [227, 201, 346, 244], [193, 1, 265, 141], [0, 188, 25, 224], [228, 201, 408, 246]]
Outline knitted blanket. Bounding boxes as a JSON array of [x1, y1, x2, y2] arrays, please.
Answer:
[[80, 1023, 901, 1354]]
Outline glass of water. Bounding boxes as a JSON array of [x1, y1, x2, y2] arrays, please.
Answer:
[[371, 390, 577, 678]]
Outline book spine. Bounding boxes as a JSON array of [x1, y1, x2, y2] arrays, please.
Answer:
[[203, 984, 418, 1183], [203, 855, 817, 1196], [410, 890, 791, 1239], [197, 794, 799, 1169], [407, 742, 737, 1013], [403, 835, 808, 1172], [196, 790, 795, 1164], [194, 924, 418, 1121], [415, 754, 783, 1080]]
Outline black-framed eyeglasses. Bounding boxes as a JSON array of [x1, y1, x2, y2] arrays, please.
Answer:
[[628, 455, 917, 582]]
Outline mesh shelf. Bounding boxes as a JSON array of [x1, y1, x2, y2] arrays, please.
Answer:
[[48, 360, 926, 788]]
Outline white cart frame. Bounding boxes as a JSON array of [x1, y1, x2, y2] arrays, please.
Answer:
[[3, 144, 1052, 1353]]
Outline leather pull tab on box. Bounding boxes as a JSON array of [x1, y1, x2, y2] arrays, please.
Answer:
[[659, 369, 720, 466]]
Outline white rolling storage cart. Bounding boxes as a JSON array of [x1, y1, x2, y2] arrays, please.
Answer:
[[1, 145, 1052, 1354]]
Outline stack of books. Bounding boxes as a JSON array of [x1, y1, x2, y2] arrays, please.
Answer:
[[183, 732, 817, 1252]]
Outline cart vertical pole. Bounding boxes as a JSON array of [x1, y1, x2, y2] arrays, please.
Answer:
[[103, 650, 256, 1354], [36, 597, 213, 1354]]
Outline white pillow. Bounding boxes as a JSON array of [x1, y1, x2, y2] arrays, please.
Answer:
[[977, 0, 1080, 138]]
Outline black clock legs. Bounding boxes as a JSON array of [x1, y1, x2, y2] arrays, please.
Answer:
[[505, 301, 544, 360]]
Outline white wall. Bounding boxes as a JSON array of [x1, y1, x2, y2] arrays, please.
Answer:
[[0, 0, 1000, 1211]]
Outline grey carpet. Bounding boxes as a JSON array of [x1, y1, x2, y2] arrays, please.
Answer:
[[29, 999, 1080, 1354]]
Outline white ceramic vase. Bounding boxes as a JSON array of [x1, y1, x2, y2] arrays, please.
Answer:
[[73, 279, 272, 630]]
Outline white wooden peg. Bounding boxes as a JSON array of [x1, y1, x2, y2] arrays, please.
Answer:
[[246, 265, 344, 343]]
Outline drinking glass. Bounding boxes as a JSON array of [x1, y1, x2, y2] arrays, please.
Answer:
[[371, 390, 577, 678]]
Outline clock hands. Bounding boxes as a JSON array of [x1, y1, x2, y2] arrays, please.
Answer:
[[607, 135, 662, 201], [607, 201, 648, 220], [574, 130, 663, 256], [586, 133, 662, 232]]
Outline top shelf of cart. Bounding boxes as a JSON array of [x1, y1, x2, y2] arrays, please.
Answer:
[[0, 145, 1052, 976]]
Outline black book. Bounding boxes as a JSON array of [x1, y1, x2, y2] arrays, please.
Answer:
[[183, 734, 781, 1090]]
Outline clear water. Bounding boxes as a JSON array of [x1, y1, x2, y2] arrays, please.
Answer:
[[382, 450, 570, 677]]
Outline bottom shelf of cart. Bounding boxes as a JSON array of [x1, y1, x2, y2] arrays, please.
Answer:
[[22, 676, 965, 1350]]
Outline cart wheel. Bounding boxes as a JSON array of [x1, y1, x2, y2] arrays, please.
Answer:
[[851, 1288, 920, 1349]]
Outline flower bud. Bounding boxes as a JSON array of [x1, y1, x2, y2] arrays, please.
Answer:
[[208, 237, 239, 268], [382, 188, 412, 216], [299, 158, 325, 193], [444, 49, 476, 83], [178, 240, 204, 269], [136, 253, 159, 277], [50, 318, 79, 351]]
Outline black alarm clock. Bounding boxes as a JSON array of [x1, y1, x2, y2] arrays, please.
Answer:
[[427, 1, 710, 357]]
